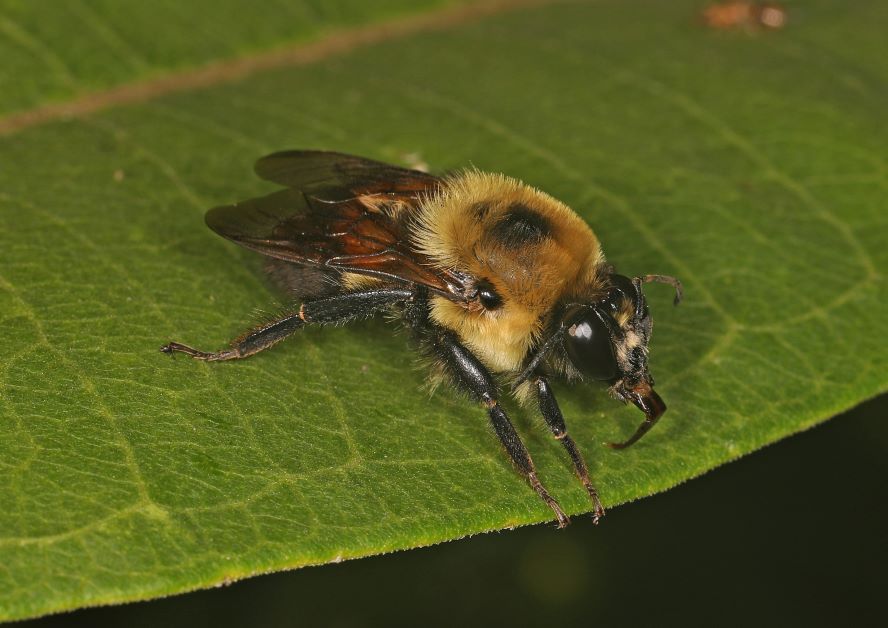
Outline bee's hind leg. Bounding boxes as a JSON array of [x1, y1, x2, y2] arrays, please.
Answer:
[[535, 376, 605, 523], [160, 311, 303, 361], [160, 288, 414, 361]]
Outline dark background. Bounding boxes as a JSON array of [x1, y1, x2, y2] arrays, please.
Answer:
[[26, 393, 886, 628]]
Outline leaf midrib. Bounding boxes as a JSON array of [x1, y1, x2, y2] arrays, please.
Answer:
[[0, 0, 557, 137]]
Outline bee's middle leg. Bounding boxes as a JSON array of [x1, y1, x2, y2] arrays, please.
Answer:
[[434, 330, 569, 528]]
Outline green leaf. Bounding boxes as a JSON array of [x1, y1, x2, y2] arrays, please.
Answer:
[[1, 0, 886, 620], [0, 0, 461, 117]]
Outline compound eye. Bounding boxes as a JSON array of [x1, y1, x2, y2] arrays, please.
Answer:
[[476, 280, 503, 310], [564, 307, 617, 381]]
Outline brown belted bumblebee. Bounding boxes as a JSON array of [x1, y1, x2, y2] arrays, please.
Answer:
[[161, 151, 682, 527]]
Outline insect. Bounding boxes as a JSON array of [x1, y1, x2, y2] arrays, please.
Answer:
[[161, 151, 682, 527], [701, 2, 787, 30]]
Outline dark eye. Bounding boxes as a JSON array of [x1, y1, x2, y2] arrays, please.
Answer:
[[477, 280, 503, 310], [563, 307, 617, 381]]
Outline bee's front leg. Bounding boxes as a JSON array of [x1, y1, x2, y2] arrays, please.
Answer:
[[535, 376, 605, 523], [433, 330, 569, 528]]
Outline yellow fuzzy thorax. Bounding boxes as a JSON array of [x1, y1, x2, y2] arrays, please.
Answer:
[[411, 170, 605, 373]]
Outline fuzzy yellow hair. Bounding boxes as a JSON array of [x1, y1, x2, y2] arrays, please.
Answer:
[[409, 170, 605, 373]]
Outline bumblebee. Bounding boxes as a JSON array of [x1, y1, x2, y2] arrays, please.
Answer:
[[161, 151, 681, 527]]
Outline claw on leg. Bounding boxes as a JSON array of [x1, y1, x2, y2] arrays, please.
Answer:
[[160, 342, 237, 361], [529, 471, 570, 528]]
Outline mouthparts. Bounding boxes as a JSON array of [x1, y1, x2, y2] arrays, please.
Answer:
[[607, 381, 666, 450]]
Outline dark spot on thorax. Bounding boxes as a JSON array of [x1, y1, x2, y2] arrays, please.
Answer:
[[489, 203, 551, 248], [476, 279, 503, 310]]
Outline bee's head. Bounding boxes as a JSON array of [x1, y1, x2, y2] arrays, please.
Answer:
[[560, 273, 681, 447]]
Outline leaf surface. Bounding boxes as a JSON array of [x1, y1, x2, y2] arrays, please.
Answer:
[[1, 0, 886, 620]]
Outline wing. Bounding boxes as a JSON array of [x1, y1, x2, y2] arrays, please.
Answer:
[[205, 151, 471, 301], [254, 150, 440, 200]]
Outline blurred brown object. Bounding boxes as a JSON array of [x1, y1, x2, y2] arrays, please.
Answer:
[[702, 2, 787, 30]]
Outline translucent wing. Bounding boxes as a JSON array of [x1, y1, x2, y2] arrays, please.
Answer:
[[253, 150, 440, 200], [206, 151, 471, 300]]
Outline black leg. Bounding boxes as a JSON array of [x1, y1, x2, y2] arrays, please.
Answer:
[[535, 376, 605, 523], [434, 330, 569, 528], [160, 288, 413, 361], [510, 328, 564, 392]]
